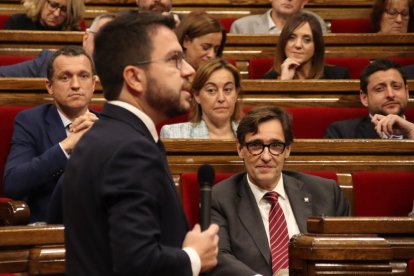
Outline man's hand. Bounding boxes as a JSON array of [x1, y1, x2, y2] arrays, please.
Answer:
[[371, 114, 414, 139], [183, 224, 219, 272], [60, 112, 98, 153]]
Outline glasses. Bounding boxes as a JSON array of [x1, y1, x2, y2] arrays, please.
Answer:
[[245, 141, 287, 156], [385, 8, 409, 20], [46, 0, 67, 15], [134, 51, 184, 70]]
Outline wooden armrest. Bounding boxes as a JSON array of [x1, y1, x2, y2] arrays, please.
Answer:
[[0, 200, 30, 226]]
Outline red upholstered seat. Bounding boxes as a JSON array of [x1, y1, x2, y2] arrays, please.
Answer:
[[286, 107, 369, 139], [181, 172, 234, 228], [0, 56, 34, 66], [248, 58, 273, 79], [325, 57, 371, 79], [391, 57, 414, 67], [0, 106, 31, 197], [219, 18, 236, 33], [330, 18, 372, 33], [352, 172, 414, 216], [408, 259, 414, 276], [0, 14, 9, 29]]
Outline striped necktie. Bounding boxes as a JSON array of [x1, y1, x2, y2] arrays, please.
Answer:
[[263, 191, 289, 274]]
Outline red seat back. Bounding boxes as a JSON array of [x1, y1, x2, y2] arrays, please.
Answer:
[[353, 172, 414, 216], [325, 57, 371, 79], [330, 18, 372, 33], [219, 18, 236, 33], [391, 57, 414, 67], [248, 58, 273, 79], [0, 14, 9, 29], [0, 56, 34, 66], [0, 106, 31, 197]]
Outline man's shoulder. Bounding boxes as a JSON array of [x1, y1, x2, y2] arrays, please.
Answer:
[[283, 170, 334, 185], [15, 104, 54, 120], [329, 116, 367, 129], [230, 12, 268, 33], [213, 172, 246, 193]]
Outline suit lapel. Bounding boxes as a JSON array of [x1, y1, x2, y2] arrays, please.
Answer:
[[237, 176, 271, 266], [45, 105, 67, 145], [357, 117, 380, 138], [283, 174, 312, 233]]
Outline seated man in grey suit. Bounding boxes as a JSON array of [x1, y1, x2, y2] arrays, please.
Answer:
[[326, 59, 414, 139], [209, 106, 349, 276], [0, 13, 116, 78], [230, 0, 326, 34]]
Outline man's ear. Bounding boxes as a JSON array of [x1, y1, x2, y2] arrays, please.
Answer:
[[183, 35, 191, 50], [360, 90, 369, 107], [123, 65, 145, 96], [45, 79, 53, 96], [237, 142, 244, 159]]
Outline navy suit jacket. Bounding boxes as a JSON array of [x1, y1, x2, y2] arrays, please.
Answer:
[[208, 171, 350, 276], [402, 64, 414, 80], [3, 104, 68, 222], [0, 49, 53, 78], [63, 103, 192, 276], [325, 116, 381, 139]]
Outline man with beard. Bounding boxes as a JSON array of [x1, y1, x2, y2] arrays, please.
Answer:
[[326, 59, 414, 139], [63, 12, 219, 276], [230, 0, 326, 34]]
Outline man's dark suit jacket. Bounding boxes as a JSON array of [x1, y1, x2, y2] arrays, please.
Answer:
[[264, 65, 350, 79], [325, 116, 381, 139], [63, 103, 192, 276], [3, 104, 68, 222], [402, 64, 414, 80], [0, 49, 53, 77], [209, 171, 350, 276]]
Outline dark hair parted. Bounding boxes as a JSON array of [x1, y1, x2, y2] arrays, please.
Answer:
[[237, 106, 293, 147], [271, 12, 325, 79], [93, 12, 176, 101], [47, 45, 95, 82], [359, 59, 406, 93], [370, 0, 414, 32], [176, 11, 226, 58], [189, 58, 243, 123]]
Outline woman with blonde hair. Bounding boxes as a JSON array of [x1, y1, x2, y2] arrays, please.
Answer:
[[5, 0, 84, 31], [265, 12, 349, 80], [161, 58, 243, 139], [176, 11, 226, 70]]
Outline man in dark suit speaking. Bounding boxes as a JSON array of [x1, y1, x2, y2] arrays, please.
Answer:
[[63, 12, 219, 276], [208, 106, 349, 276]]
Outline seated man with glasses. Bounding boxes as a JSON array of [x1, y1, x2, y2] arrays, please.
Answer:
[[4, 0, 84, 31], [208, 106, 350, 276]]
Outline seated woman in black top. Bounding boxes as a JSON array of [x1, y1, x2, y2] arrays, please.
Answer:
[[264, 12, 349, 80], [4, 0, 84, 31]]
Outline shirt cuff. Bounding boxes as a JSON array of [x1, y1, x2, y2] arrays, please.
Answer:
[[58, 142, 70, 159], [183, 247, 201, 276]]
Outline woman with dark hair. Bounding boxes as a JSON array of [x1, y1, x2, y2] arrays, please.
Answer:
[[4, 0, 84, 31], [160, 58, 242, 139], [371, 0, 414, 33], [175, 11, 226, 70], [265, 12, 349, 80]]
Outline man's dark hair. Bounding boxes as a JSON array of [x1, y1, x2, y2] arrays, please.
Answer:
[[236, 106, 293, 146], [360, 59, 406, 93], [47, 45, 95, 81], [93, 12, 176, 101]]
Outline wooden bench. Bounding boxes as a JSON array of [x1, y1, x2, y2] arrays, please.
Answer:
[[0, 224, 65, 275], [289, 216, 414, 275]]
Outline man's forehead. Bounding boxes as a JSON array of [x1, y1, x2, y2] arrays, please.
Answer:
[[368, 69, 404, 86], [53, 55, 93, 72]]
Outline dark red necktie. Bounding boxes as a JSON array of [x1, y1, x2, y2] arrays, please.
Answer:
[[263, 191, 289, 274]]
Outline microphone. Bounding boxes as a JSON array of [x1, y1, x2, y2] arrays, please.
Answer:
[[198, 164, 215, 231]]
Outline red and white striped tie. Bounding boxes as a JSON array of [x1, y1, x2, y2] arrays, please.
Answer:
[[264, 191, 289, 274]]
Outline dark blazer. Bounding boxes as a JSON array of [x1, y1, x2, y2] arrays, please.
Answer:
[[4, 13, 60, 30], [402, 64, 414, 80], [208, 171, 350, 276], [325, 116, 380, 139], [0, 49, 53, 78], [264, 65, 350, 79], [3, 104, 68, 222], [63, 103, 192, 276]]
